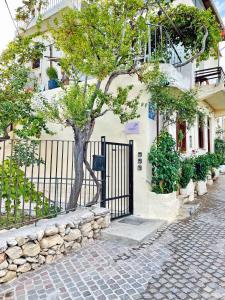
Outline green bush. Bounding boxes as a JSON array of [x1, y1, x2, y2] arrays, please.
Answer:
[[148, 131, 180, 194], [179, 159, 194, 189], [206, 153, 221, 169], [46, 66, 58, 80], [0, 159, 60, 227], [193, 154, 210, 182], [215, 138, 225, 165]]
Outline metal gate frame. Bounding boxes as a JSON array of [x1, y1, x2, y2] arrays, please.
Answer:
[[100, 136, 133, 219]]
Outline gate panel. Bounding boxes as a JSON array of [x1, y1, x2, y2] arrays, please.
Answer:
[[101, 138, 133, 219]]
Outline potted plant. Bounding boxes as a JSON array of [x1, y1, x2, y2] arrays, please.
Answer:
[[179, 158, 195, 201], [46, 66, 59, 90], [193, 154, 210, 195], [147, 131, 181, 221], [207, 153, 221, 181]]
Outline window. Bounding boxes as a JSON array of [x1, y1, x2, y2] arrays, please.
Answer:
[[176, 121, 186, 152], [32, 58, 40, 69], [198, 115, 205, 149]]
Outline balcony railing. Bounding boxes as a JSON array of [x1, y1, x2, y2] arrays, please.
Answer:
[[195, 67, 225, 86], [137, 24, 183, 68], [40, 0, 80, 16]]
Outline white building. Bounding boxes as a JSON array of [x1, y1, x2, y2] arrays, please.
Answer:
[[18, 0, 225, 221]]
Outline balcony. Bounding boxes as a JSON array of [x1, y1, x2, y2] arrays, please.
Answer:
[[195, 67, 225, 86], [18, 0, 80, 31], [196, 67, 225, 117]]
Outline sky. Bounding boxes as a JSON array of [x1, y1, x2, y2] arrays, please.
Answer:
[[0, 0, 224, 54]]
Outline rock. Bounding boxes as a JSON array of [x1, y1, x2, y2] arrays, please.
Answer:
[[16, 237, 27, 247], [7, 238, 17, 247], [48, 250, 55, 255], [36, 230, 44, 241], [27, 233, 38, 241], [46, 255, 54, 264], [38, 255, 45, 265], [96, 217, 104, 225], [17, 263, 31, 273], [45, 226, 58, 236], [0, 253, 6, 264], [88, 231, 94, 238], [58, 225, 65, 235], [40, 235, 63, 249], [26, 257, 38, 263], [101, 215, 111, 228], [0, 260, 8, 270], [8, 264, 17, 271], [0, 271, 16, 283], [64, 229, 81, 242], [22, 243, 40, 257], [72, 243, 81, 251], [31, 263, 39, 270], [0, 240, 7, 253], [92, 222, 99, 230], [0, 270, 7, 277], [91, 206, 110, 216], [80, 223, 92, 236], [64, 241, 73, 249], [6, 246, 22, 260], [13, 258, 27, 265], [65, 227, 71, 235], [81, 237, 88, 246]]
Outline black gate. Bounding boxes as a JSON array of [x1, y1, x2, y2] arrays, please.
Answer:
[[100, 137, 133, 219]]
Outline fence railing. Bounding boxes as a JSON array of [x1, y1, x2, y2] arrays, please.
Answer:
[[195, 67, 225, 86], [0, 139, 101, 229]]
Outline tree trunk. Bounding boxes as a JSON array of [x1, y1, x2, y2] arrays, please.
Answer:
[[67, 130, 85, 211], [67, 121, 100, 211]]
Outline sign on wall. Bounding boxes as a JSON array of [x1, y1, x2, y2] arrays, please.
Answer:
[[125, 121, 140, 134], [148, 103, 156, 120]]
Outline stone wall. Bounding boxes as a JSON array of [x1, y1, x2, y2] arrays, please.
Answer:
[[0, 207, 110, 284]]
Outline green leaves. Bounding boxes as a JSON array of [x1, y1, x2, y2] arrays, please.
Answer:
[[51, 0, 147, 80], [179, 159, 194, 188], [142, 64, 200, 128], [149, 4, 222, 63], [148, 131, 180, 194]]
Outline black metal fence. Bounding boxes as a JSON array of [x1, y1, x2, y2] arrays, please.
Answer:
[[0, 139, 102, 229]]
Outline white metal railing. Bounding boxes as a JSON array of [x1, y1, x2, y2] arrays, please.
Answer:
[[39, 0, 80, 16]]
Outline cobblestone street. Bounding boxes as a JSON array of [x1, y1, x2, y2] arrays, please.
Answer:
[[1, 177, 225, 299]]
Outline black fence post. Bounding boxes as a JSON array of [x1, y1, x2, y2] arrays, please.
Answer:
[[101, 136, 106, 208], [129, 140, 134, 215]]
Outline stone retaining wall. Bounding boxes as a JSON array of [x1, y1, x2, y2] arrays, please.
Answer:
[[0, 206, 110, 284]]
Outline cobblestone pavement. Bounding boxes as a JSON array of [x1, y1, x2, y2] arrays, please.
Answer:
[[1, 177, 225, 300]]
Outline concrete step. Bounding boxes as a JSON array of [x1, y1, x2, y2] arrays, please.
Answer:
[[102, 216, 166, 246]]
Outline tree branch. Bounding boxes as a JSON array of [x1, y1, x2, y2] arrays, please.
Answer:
[[175, 27, 209, 68], [104, 68, 136, 94]]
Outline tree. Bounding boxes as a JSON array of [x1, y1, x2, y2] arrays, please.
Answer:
[[40, 0, 147, 210]]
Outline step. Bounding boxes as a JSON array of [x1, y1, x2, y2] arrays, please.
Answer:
[[102, 216, 166, 246]]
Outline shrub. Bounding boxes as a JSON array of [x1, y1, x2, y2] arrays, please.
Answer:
[[46, 66, 58, 80], [148, 131, 180, 194], [193, 154, 210, 182], [206, 153, 221, 169], [215, 138, 225, 165], [179, 159, 194, 189]]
